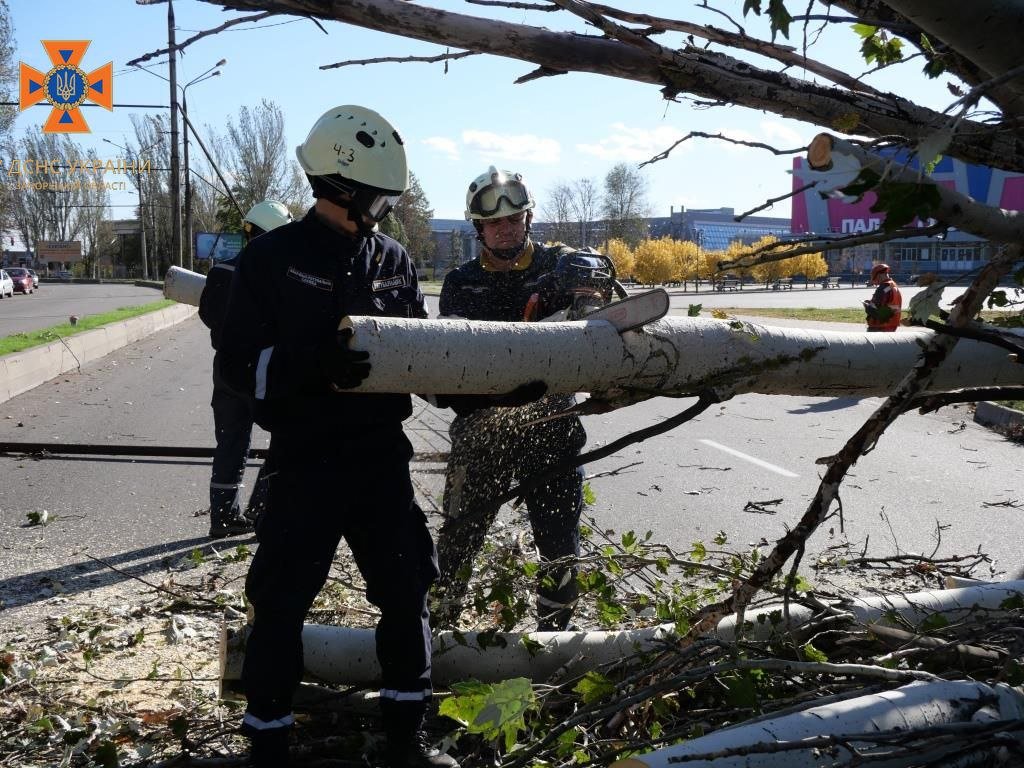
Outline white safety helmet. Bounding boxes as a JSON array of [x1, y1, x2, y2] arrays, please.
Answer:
[[465, 166, 535, 221], [296, 105, 408, 224], [244, 200, 293, 237]]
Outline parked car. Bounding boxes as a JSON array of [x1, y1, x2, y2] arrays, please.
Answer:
[[56, 271, 73, 281], [7, 267, 34, 294], [0, 270, 13, 298], [27, 269, 39, 288]]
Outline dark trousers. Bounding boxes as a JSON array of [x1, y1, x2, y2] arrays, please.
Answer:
[[211, 362, 254, 521], [437, 399, 585, 629], [242, 431, 439, 725]]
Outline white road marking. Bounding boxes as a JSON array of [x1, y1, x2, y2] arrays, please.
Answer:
[[698, 439, 799, 477]]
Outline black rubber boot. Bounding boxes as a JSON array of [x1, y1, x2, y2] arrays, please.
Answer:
[[243, 726, 290, 768], [209, 513, 255, 539], [381, 700, 459, 768]]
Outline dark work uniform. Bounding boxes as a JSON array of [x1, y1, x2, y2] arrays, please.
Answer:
[[217, 208, 436, 740], [436, 241, 585, 631], [199, 252, 266, 529]]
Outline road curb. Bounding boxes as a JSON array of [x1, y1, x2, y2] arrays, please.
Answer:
[[974, 400, 1024, 431], [0, 303, 197, 404]]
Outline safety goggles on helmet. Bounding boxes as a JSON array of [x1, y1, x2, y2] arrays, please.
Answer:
[[469, 179, 532, 219], [318, 174, 402, 222]]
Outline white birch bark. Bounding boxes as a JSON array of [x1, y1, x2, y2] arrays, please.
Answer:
[[163, 265, 206, 307], [164, 266, 1024, 398], [715, 579, 1024, 642], [341, 315, 1024, 398], [222, 623, 676, 687], [610, 679, 1024, 768]]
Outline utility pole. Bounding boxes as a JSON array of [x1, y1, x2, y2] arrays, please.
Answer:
[[168, 0, 182, 269]]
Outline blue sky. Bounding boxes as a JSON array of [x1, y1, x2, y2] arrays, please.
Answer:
[[9, 1, 957, 224]]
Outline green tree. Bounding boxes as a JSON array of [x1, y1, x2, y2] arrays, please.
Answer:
[[390, 171, 435, 268], [602, 163, 650, 248]]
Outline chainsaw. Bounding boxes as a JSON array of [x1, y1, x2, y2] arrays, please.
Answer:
[[524, 248, 669, 333]]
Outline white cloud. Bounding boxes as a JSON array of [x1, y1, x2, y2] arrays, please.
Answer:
[[421, 136, 459, 161], [461, 129, 561, 164], [576, 123, 691, 162]]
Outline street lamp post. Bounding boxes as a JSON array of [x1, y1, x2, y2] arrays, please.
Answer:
[[103, 137, 159, 280], [181, 60, 224, 271]]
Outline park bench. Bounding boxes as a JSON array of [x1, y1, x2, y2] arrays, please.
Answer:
[[822, 276, 841, 289], [772, 277, 793, 290], [715, 277, 742, 291]]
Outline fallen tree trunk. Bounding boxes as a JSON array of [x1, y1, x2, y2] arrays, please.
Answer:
[[165, 266, 1023, 398], [715, 579, 1024, 642], [222, 623, 676, 688], [610, 679, 1024, 768], [340, 314, 1024, 398]]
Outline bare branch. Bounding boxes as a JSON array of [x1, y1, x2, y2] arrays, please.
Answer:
[[640, 130, 807, 168], [735, 183, 815, 221], [913, 387, 1024, 414], [717, 223, 947, 272], [126, 11, 275, 66], [320, 49, 479, 71]]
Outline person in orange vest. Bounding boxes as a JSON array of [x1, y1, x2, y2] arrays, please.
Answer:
[[863, 263, 902, 331]]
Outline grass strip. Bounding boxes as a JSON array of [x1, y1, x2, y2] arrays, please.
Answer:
[[0, 299, 176, 357]]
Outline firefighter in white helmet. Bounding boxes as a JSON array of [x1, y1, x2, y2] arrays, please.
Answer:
[[432, 166, 586, 633], [215, 106, 457, 768], [199, 200, 293, 540]]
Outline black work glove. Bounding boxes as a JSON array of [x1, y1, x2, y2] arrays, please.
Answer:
[[439, 380, 548, 417], [318, 327, 371, 391]]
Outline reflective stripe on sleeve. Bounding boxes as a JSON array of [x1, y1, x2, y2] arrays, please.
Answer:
[[242, 712, 294, 730], [380, 688, 431, 702], [255, 346, 273, 400]]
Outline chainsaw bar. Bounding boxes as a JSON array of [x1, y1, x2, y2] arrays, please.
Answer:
[[579, 288, 670, 333]]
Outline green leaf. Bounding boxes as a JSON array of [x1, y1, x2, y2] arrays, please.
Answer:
[[919, 613, 949, 632], [690, 541, 707, 562], [582, 482, 597, 506], [714, 530, 729, 546], [438, 678, 536, 752], [687, 303, 702, 317], [94, 740, 120, 768], [519, 635, 544, 657], [871, 181, 942, 232], [170, 715, 188, 740], [801, 642, 828, 662], [851, 23, 877, 38], [722, 672, 758, 709], [621, 530, 637, 553], [574, 670, 616, 704], [1001, 594, 1024, 610]]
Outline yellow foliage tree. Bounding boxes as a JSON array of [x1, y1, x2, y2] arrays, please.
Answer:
[[791, 251, 828, 280], [632, 237, 677, 285], [603, 238, 635, 281], [673, 240, 707, 284]]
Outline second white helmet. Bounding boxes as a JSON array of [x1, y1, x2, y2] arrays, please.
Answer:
[[244, 200, 293, 235], [465, 166, 535, 221]]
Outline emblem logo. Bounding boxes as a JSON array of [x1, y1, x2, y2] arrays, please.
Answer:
[[19, 41, 113, 133]]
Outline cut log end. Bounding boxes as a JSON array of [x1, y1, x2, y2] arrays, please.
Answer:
[[808, 133, 834, 170]]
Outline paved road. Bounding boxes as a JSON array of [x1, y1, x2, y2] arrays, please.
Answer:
[[0, 283, 166, 337], [1, 314, 1021, 627]]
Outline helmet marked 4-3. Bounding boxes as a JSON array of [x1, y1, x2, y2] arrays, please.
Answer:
[[296, 105, 409, 223]]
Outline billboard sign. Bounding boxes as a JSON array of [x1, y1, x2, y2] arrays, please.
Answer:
[[37, 240, 82, 260], [195, 232, 243, 263]]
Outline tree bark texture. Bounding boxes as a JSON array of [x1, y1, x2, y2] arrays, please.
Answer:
[[341, 314, 1024, 399], [611, 679, 1024, 768]]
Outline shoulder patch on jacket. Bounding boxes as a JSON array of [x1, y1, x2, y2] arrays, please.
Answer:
[[286, 267, 333, 291], [372, 275, 406, 292]]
